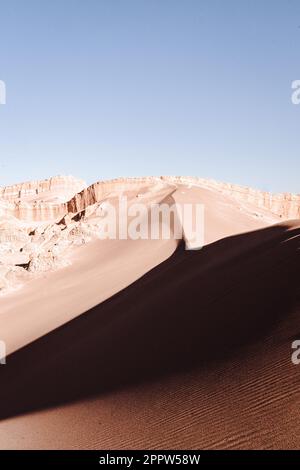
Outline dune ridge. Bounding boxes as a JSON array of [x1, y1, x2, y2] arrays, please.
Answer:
[[0, 176, 280, 295], [0, 221, 299, 449], [1, 175, 299, 222], [0, 174, 299, 449]]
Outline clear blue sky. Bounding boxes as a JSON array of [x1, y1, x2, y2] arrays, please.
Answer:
[[0, 0, 299, 192]]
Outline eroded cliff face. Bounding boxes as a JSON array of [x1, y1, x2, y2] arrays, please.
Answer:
[[0, 175, 86, 201], [0, 176, 175, 291], [162, 177, 300, 220], [0, 176, 87, 222], [0, 174, 298, 293], [0, 175, 299, 222], [210, 180, 300, 219], [0, 177, 172, 222], [0, 174, 299, 222], [202, 180, 300, 219]]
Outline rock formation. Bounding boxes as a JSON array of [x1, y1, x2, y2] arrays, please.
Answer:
[[164, 177, 300, 219], [0, 174, 298, 293], [0, 175, 299, 223]]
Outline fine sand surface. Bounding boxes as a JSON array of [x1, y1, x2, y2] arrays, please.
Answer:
[[0, 184, 276, 356], [0, 177, 299, 449]]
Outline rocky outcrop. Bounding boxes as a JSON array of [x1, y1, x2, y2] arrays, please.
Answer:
[[0, 175, 299, 222], [0, 175, 86, 201], [0, 176, 175, 291], [0, 174, 299, 222], [66, 177, 171, 214], [0, 176, 87, 222], [0, 173, 298, 294], [162, 177, 300, 220]]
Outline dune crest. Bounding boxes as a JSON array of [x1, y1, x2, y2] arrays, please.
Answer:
[[0, 174, 299, 450], [1, 175, 299, 222], [0, 220, 299, 449], [0, 175, 282, 296]]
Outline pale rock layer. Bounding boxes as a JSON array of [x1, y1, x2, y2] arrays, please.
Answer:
[[0, 174, 297, 293]]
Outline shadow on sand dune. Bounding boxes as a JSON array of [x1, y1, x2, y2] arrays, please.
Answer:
[[0, 222, 300, 420]]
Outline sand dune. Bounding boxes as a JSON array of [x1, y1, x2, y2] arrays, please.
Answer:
[[0, 176, 299, 449], [0, 180, 277, 355]]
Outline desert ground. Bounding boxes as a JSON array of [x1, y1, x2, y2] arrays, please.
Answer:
[[0, 175, 299, 449]]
